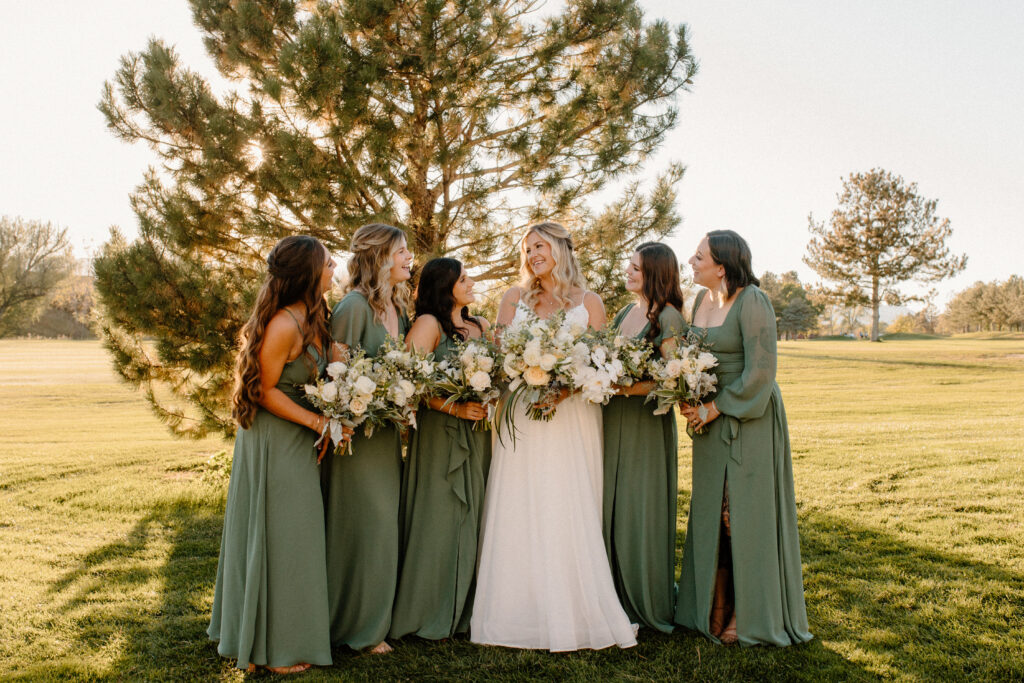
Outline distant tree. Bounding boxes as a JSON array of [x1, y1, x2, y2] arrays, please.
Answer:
[[804, 169, 967, 341], [95, 0, 699, 437], [760, 270, 820, 339], [0, 217, 75, 337], [941, 277, 1024, 333]]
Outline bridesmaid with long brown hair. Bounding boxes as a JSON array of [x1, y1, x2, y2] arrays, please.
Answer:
[[602, 241, 688, 633], [208, 235, 349, 674], [321, 223, 414, 654]]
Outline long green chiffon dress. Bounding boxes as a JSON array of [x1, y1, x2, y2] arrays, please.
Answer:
[[390, 328, 492, 639], [322, 290, 408, 649], [208, 343, 332, 670], [602, 304, 687, 633], [674, 286, 812, 647]]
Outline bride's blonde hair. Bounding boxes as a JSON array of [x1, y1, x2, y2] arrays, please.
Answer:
[[518, 222, 587, 310], [344, 223, 412, 323]]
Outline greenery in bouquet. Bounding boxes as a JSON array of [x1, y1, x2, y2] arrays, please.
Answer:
[[303, 338, 434, 454], [430, 335, 503, 431], [497, 307, 584, 429], [646, 331, 719, 431]]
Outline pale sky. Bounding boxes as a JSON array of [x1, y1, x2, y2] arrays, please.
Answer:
[[1, 1, 1021, 305]]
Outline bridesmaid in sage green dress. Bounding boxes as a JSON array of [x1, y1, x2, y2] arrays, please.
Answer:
[[209, 236, 351, 674], [676, 230, 812, 647], [602, 242, 687, 633], [390, 257, 492, 640], [321, 223, 413, 654]]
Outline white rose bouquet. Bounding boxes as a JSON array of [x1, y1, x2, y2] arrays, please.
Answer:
[[304, 338, 435, 455], [430, 336, 503, 431], [564, 328, 629, 405], [645, 332, 719, 431]]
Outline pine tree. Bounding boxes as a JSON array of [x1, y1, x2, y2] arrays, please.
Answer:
[[94, 0, 698, 437], [804, 169, 966, 341]]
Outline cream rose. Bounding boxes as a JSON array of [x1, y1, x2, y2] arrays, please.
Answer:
[[326, 361, 347, 379], [539, 353, 558, 371], [523, 366, 550, 386], [349, 396, 368, 415]]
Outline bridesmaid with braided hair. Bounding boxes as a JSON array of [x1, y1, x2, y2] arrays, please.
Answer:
[[208, 235, 351, 674]]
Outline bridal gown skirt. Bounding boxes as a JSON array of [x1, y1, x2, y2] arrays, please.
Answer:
[[470, 395, 638, 651]]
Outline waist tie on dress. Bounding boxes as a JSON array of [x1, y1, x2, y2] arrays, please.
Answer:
[[712, 359, 746, 466]]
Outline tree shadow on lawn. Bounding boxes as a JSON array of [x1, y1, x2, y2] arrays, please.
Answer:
[[798, 510, 1024, 681], [776, 352, 1007, 373], [19, 497, 231, 681], [18, 498, 1022, 681]]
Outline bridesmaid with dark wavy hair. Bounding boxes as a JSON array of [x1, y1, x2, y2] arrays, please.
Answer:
[[390, 257, 492, 641], [676, 230, 812, 647], [209, 235, 350, 674], [602, 241, 687, 633]]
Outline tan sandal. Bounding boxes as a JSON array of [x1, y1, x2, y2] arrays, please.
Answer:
[[246, 662, 312, 674], [366, 641, 394, 655], [719, 615, 738, 645]]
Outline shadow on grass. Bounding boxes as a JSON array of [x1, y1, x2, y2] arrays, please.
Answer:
[[798, 511, 1023, 681], [16, 496, 1023, 681], [17, 498, 231, 681], [776, 351, 1002, 372]]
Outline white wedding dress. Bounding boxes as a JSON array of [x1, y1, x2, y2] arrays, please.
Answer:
[[470, 302, 638, 651]]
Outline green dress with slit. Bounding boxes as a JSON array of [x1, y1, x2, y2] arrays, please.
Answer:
[[602, 303, 687, 633], [390, 328, 492, 639], [208, 344, 332, 669], [322, 290, 409, 650], [674, 286, 812, 647]]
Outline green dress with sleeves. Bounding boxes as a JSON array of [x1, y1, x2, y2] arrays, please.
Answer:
[[674, 286, 812, 647], [601, 303, 687, 633], [208, 344, 332, 670], [389, 327, 493, 639], [321, 290, 409, 650]]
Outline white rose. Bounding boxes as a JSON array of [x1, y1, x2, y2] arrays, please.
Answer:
[[320, 382, 339, 402], [556, 330, 573, 346], [571, 341, 590, 363], [539, 353, 558, 371], [400, 379, 416, 398], [591, 346, 607, 365], [529, 323, 545, 337], [392, 388, 408, 406], [523, 366, 550, 386], [303, 383, 319, 397], [326, 361, 347, 379], [697, 352, 717, 371], [664, 359, 684, 378], [353, 376, 377, 396], [469, 370, 492, 392], [477, 355, 494, 372], [523, 343, 543, 366], [503, 354, 522, 377], [349, 396, 368, 415]]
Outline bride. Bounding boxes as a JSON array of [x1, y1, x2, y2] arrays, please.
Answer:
[[470, 222, 638, 652]]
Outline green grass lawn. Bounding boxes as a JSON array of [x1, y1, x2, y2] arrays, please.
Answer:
[[1, 338, 1021, 681]]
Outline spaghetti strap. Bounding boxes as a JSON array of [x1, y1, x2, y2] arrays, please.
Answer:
[[282, 306, 304, 333]]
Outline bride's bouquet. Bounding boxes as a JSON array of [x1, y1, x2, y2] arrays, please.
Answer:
[[304, 339, 434, 454], [498, 308, 586, 424], [430, 336, 503, 430], [645, 333, 719, 431]]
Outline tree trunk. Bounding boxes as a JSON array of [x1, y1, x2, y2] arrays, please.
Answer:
[[871, 277, 881, 341]]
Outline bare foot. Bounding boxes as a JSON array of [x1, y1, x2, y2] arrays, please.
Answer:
[[366, 641, 394, 655]]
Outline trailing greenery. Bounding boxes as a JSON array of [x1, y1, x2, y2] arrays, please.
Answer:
[[94, 0, 698, 438], [1, 338, 1021, 681]]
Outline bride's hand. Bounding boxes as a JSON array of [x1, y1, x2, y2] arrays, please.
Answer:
[[537, 387, 570, 417]]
